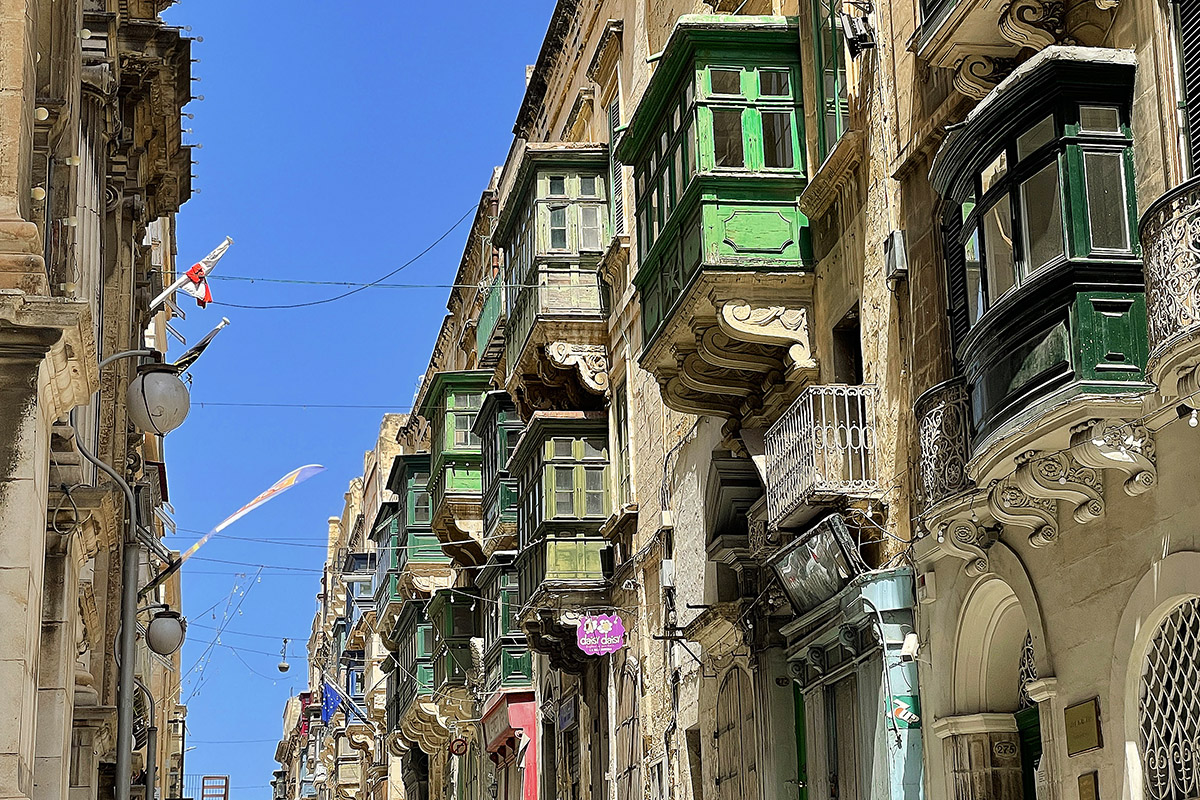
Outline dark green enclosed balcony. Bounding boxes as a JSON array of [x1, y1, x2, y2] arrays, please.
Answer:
[[615, 15, 818, 424], [510, 411, 612, 673], [387, 600, 447, 748], [478, 555, 533, 694], [474, 391, 522, 555], [416, 371, 492, 567], [494, 143, 612, 417], [428, 588, 477, 717], [376, 454, 453, 640]]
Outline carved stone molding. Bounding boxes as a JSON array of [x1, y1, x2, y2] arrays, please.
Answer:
[[544, 342, 609, 394], [987, 477, 1058, 547], [346, 723, 374, 755], [935, 514, 999, 577], [717, 300, 816, 373], [953, 55, 1019, 100], [1069, 419, 1157, 496], [1012, 450, 1104, 526], [999, 0, 1073, 50]]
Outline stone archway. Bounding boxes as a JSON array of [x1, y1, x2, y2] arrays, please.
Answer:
[[952, 577, 1030, 715]]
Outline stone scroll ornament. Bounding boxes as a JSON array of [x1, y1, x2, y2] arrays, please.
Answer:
[[718, 300, 817, 371], [545, 342, 610, 393], [576, 613, 626, 656]]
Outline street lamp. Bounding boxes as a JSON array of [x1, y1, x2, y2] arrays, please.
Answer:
[[144, 605, 188, 656], [126, 363, 191, 435]]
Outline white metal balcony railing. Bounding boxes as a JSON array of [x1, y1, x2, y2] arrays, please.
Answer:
[[765, 384, 879, 528]]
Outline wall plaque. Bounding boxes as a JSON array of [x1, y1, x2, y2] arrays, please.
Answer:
[[1064, 698, 1103, 756], [1078, 772, 1099, 800]]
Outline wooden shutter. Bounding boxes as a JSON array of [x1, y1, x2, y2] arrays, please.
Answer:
[[609, 98, 626, 235], [1181, 0, 1200, 176], [942, 206, 970, 358]]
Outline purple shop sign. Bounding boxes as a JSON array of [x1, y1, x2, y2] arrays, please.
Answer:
[[576, 614, 626, 655]]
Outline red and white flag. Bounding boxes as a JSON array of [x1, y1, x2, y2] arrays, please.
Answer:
[[150, 236, 233, 312]]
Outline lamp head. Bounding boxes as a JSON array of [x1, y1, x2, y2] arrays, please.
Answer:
[[146, 608, 187, 655], [127, 363, 191, 435]]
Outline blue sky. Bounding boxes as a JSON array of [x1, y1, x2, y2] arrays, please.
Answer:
[[158, 2, 554, 793]]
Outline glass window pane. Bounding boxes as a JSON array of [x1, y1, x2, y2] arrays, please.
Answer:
[[549, 176, 566, 196], [554, 467, 574, 516], [1085, 151, 1130, 250], [1020, 161, 1065, 272], [710, 69, 741, 96], [550, 207, 567, 250], [1080, 106, 1120, 133], [1016, 115, 1055, 161], [964, 226, 983, 325], [762, 112, 794, 169], [583, 437, 605, 459], [686, 118, 697, 179], [983, 199, 1016, 302], [553, 439, 573, 459], [980, 151, 1007, 195], [581, 206, 601, 250], [712, 110, 744, 168], [760, 69, 790, 96], [674, 144, 684, 200], [580, 175, 597, 197], [584, 468, 605, 516]]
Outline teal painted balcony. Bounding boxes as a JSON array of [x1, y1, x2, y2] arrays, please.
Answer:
[[476, 275, 505, 369], [387, 600, 435, 731], [474, 391, 523, 555], [416, 371, 492, 567], [614, 16, 818, 424], [494, 143, 612, 416], [428, 588, 477, 717], [479, 554, 533, 694]]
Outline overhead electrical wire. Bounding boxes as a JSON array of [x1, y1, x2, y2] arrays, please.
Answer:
[[210, 206, 475, 310]]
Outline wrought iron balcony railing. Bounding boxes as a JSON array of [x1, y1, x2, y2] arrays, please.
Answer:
[[914, 377, 973, 514], [1140, 175, 1200, 388], [765, 384, 879, 528]]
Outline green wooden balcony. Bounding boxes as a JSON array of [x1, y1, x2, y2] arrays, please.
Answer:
[[614, 15, 817, 424], [389, 602, 434, 724], [476, 275, 505, 369], [483, 642, 533, 692], [516, 532, 609, 606]]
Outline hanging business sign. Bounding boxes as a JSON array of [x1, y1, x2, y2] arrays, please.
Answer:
[[890, 695, 922, 729], [576, 614, 625, 655]]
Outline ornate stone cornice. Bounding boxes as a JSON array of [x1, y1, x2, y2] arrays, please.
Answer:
[[952, 54, 1019, 101]]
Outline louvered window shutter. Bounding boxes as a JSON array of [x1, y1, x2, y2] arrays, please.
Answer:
[[942, 206, 970, 356], [1181, 0, 1200, 176], [609, 98, 626, 235]]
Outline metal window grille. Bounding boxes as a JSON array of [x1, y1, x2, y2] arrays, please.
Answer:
[[1018, 631, 1039, 710], [1139, 597, 1200, 800], [764, 384, 879, 527]]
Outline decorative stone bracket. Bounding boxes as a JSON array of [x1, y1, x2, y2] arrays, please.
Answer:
[[545, 342, 610, 394], [924, 419, 1155, 573]]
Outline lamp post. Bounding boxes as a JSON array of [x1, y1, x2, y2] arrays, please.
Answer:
[[74, 349, 192, 800]]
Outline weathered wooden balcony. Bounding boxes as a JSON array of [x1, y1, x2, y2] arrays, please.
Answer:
[[764, 384, 879, 529], [1140, 176, 1200, 397], [476, 276, 505, 370]]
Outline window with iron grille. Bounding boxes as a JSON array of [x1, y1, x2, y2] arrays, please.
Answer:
[[1138, 597, 1200, 800]]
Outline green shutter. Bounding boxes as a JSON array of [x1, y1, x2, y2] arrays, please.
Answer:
[[1180, 0, 1200, 175]]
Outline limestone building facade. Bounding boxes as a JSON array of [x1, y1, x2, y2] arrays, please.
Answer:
[[275, 2, 1200, 800], [0, 2, 199, 800]]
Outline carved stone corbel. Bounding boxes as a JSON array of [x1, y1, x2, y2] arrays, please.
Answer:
[[935, 515, 999, 577], [1012, 450, 1104, 525], [988, 477, 1058, 547], [345, 723, 374, 754], [953, 55, 1019, 100], [1069, 419, 1157, 496], [999, 0, 1073, 49], [717, 300, 817, 373], [544, 342, 610, 394]]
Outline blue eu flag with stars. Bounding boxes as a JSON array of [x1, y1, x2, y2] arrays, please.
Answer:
[[321, 682, 340, 725]]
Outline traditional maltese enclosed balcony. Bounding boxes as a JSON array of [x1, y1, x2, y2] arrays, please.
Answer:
[[428, 588, 478, 720], [478, 554, 533, 694], [474, 391, 522, 555], [386, 600, 447, 753], [614, 15, 818, 430], [764, 385, 879, 530], [511, 411, 611, 673], [417, 371, 492, 567], [494, 143, 611, 417], [1140, 176, 1200, 399]]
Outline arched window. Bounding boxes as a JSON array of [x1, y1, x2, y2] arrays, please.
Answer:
[[715, 667, 758, 800], [615, 654, 641, 800], [1139, 597, 1200, 800]]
